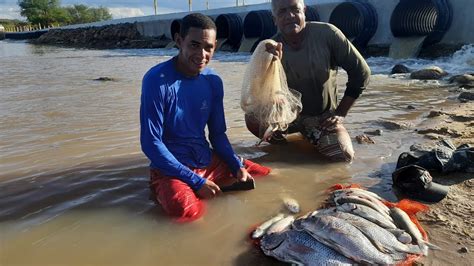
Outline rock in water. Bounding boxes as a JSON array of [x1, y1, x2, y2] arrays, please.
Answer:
[[391, 64, 411, 74], [410, 66, 448, 80]]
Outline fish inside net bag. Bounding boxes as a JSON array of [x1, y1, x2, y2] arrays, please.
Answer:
[[241, 39, 302, 143]]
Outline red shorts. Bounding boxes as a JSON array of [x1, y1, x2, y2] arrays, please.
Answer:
[[150, 155, 271, 222]]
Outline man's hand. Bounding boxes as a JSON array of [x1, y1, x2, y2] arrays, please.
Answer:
[[265, 42, 283, 61], [235, 168, 253, 182], [320, 115, 344, 131], [196, 179, 221, 199]]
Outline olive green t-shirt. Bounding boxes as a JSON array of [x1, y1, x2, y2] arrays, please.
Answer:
[[273, 22, 370, 116]]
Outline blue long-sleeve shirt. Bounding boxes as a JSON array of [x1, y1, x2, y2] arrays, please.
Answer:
[[140, 58, 243, 191]]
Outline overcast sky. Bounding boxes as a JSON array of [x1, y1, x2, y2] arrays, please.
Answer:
[[0, 0, 270, 20]]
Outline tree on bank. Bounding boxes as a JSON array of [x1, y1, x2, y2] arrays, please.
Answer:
[[17, 0, 112, 27], [18, 0, 69, 26], [64, 5, 112, 24]]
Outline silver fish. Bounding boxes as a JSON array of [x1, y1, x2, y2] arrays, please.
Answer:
[[390, 207, 440, 255], [333, 195, 392, 219], [332, 188, 385, 202], [323, 210, 422, 255], [331, 189, 390, 213], [266, 215, 294, 235], [260, 229, 354, 265], [251, 213, 285, 239], [283, 197, 300, 213], [337, 203, 397, 229], [293, 215, 406, 264], [256, 125, 276, 146], [308, 208, 413, 244]]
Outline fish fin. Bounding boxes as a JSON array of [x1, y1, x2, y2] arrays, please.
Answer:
[[388, 228, 405, 234], [423, 240, 441, 250], [418, 243, 429, 256], [395, 199, 429, 215], [373, 241, 393, 254], [405, 244, 424, 255]]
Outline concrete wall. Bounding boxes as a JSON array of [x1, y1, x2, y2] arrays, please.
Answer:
[[56, 0, 473, 46], [441, 0, 474, 44], [366, 0, 399, 45]]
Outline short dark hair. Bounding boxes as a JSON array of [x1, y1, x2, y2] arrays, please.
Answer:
[[179, 13, 216, 38]]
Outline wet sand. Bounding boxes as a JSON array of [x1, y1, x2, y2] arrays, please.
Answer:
[[414, 102, 473, 265]]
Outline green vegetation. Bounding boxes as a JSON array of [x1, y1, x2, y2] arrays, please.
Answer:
[[18, 0, 68, 26], [63, 5, 112, 24], [0, 19, 30, 32], [15, 0, 112, 28], [0, 19, 29, 28]]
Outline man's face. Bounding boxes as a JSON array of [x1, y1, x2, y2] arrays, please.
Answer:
[[176, 27, 216, 76], [273, 0, 306, 36]]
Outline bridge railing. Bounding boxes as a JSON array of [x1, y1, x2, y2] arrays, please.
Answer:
[[4, 24, 59, 32]]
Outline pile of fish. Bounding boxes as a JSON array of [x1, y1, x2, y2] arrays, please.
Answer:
[[252, 187, 437, 265]]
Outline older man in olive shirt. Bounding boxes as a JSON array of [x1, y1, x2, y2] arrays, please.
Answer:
[[245, 0, 370, 162]]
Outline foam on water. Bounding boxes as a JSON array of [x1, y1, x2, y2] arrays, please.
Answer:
[[367, 44, 474, 75]]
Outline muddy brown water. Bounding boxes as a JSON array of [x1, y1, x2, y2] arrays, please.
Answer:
[[0, 40, 471, 265]]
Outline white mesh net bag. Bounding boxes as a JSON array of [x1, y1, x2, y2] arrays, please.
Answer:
[[241, 39, 302, 141]]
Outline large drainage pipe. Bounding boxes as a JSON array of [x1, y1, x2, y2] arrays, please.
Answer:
[[329, 0, 378, 50], [170, 19, 182, 41], [240, 10, 277, 52], [390, 0, 452, 47], [305, 5, 321, 22], [165, 19, 182, 48], [216, 13, 243, 51]]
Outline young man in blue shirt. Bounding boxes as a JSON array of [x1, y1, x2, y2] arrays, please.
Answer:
[[140, 13, 270, 222]]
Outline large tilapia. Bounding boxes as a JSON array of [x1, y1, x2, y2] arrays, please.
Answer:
[[337, 203, 397, 229], [260, 229, 354, 265], [293, 215, 406, 264], [317, 210, 422, 255], [308, 207, 411, 243]]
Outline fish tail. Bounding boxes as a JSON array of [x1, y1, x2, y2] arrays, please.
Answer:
[[395, 199, 429, 215], [405, 244, 424, 255], [418, 243, 429, 256], [424, 240, 441, 250]]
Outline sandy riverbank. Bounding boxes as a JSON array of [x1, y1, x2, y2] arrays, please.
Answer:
[[411, 99, 473, 265]]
